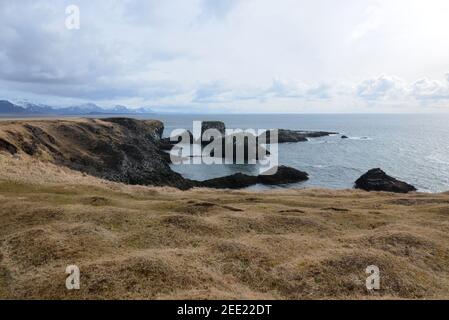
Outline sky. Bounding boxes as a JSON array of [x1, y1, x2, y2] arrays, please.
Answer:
[[1, 0, 449, 113]]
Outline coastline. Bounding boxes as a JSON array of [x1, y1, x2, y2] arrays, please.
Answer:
[[1, 117, 449, 299], [1, 116, 437, 192]]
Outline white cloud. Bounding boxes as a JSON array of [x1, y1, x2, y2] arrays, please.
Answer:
[[1, 0, 449, 112], [356, 75, 406, 100], [191, 79, 332, 105], [354, 74, 449, 102], [264, 80, 331, 100], [410, 78, 449, 100]]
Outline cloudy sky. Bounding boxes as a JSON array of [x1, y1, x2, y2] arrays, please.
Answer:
[[1, 0, 449, 113]]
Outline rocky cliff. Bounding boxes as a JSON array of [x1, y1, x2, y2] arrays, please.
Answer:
[[0, 118, 192, 189]]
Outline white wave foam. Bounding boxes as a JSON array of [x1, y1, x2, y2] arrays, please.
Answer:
[[348, 136, 372, 141]]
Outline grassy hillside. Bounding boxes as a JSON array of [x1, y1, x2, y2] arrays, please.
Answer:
[[1, 155, 449, 299]]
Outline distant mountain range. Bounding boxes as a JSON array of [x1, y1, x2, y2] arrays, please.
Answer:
[[0, 100, 155, 115]]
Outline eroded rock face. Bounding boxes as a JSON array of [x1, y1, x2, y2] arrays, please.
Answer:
[[355, 168, 417, 193]]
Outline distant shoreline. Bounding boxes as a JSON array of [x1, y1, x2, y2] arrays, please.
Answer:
[[0, 113, 158, 121]]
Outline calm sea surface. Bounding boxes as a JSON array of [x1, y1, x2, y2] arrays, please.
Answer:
[[139, 114, 449, 193]]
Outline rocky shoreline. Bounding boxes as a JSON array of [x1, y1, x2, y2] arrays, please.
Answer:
[[0, 117, 417, 193], [200, 166, 309, 189]]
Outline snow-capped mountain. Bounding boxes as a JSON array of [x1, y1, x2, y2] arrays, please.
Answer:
[[2, 100, 155, 115], [0, 100, 28, 114]]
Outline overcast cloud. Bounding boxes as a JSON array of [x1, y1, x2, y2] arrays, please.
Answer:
[[1, 0, 449, 112]]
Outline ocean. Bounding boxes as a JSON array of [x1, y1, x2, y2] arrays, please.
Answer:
[[141, 113, 449, 193]]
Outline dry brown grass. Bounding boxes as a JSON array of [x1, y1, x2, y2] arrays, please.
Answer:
[[1, 153, 449, 299]]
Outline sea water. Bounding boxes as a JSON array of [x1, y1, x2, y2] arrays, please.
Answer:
[[142, 113, 449, 193]]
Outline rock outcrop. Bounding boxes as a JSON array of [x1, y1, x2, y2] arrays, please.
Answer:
[[258, 166, 309, 185], [201, 173, 258, 189], [355, 168, 417, 193], [201, 166, 308, 189], [263, 129, 336, 143]]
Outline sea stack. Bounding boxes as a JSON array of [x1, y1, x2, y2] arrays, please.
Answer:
[[201, 121, 226, 137]]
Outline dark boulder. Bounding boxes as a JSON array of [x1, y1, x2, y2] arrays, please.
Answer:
[[201, 173, 258, 189], [258, 165, 309, 185], [355, 168, 417, 193], [341, 135, 349, 139]]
